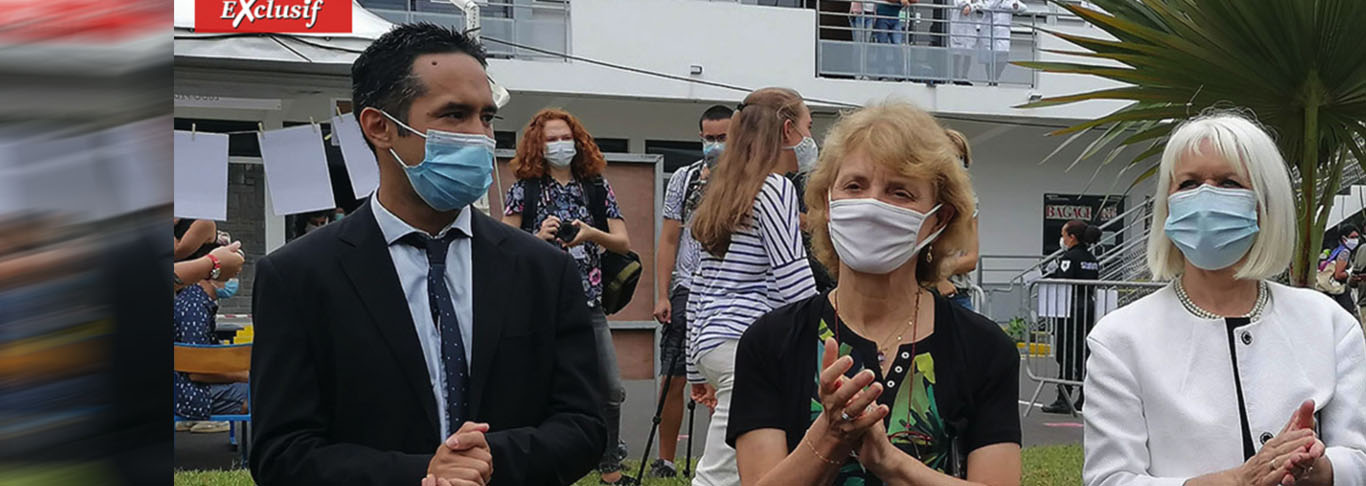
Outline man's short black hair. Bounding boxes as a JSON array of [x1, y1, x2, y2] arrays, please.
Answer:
[[351, 22, 487, 146], [1343, 224, 1360, 238], [698, 104, 734, 131]]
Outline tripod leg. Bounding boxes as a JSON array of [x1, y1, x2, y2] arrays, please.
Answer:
[[637, 345, 687, 480], [683, 399, 697, 477]]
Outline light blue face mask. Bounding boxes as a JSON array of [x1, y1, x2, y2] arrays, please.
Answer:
[[380, 110, 497, 212], [217, 278, 239, 299], [1164, 184, 1260, 271], [702, 141, 724, 168]]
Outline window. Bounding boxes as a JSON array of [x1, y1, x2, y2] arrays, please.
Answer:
[[495, 130, 517, 150], [595, 137, 629, 154], [646, 140, 704, 174]]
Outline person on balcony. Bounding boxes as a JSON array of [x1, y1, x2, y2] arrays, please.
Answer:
[[978, 0, 1025, 85], [1041, 219, 1100, 415], [948, 0, 986, 84], [1083, 113, 1366, 486], [728, 101, 1021, 486]]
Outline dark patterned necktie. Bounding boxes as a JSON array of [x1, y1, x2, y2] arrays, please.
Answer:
[[400, 231, 469, 434]]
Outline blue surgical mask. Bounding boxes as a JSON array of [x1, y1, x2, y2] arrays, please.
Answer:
[[380, 110, 496, 212], [216, 278, 239, 299], [787, 136, 819, 173], [703, 141, 724, 168], [1164, 185, 1260, 271]]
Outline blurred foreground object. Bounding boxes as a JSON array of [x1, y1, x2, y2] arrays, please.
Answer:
[[0, 0, 172, 484]]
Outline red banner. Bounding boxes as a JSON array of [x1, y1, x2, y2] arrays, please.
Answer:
[[195, 0, 351, 34]]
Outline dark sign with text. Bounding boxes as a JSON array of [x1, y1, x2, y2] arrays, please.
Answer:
[[1043, 193, 1125, 255]]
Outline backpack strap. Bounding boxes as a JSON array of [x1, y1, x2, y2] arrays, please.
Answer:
[[584, 176, 610, 232], [679, 162, 704, 221], [519, 178, 543, 233]]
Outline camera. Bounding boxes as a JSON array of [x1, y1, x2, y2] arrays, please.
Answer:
[[555, 223, 579, 243]]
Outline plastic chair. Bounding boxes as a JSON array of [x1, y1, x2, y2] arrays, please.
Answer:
[[173, 342, 252, 467]]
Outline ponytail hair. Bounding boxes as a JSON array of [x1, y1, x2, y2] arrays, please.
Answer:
[[691, 87, 807, 256]]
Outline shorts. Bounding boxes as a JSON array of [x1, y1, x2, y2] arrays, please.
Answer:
[[659, 287, 689, 377]]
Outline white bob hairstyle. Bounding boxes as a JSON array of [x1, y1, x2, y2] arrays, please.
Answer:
[[1146, 113, 1297, 280]]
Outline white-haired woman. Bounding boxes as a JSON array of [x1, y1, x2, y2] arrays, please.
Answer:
[[1083, 113, 1366, 486]]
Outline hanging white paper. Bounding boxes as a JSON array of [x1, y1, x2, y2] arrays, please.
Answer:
[[331, 113, 379, 199], [260, 124, 336, 216], [173, 130, 229, 220]]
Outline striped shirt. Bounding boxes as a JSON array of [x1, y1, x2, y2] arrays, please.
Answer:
[[663, 161, 705, 292], [687, 174, 817, 383]]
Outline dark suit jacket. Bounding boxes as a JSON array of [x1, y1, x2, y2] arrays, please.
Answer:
[[248, 201, 606, 486]]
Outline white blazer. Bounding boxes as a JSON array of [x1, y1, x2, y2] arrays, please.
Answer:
[[949, 0, 987, 50], [1083, 282, 1366, 486]]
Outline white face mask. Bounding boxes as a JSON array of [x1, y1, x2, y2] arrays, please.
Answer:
[[1059, 236, 1067, 249], [787, 136, 819, 174], [827, 196, 943, 275], [1347, 238, 1360, 251], [545, 140, 576, 168]]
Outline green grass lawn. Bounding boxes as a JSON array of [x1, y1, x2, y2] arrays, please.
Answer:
[[173, 444, 1082, 486]]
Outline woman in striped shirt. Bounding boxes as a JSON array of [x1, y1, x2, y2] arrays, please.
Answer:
[[687, 87, 820, 486]]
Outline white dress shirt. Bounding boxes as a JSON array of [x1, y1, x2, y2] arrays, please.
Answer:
[[372, 197, 475, 440], [1083, 282, 1366, 486]]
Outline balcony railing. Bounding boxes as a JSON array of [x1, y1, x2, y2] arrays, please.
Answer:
[[359, 0, 570, 60], [818, 1, 1038, 86]]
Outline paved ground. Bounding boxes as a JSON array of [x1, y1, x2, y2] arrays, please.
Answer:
[[176, 357, 1083, 472]]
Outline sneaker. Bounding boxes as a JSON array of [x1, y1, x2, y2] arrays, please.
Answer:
[[600, 475, 640, 486], [649, 459, 678, 478], [175, 421, 197, 432], [1041, 397, 1074, 415], [190, 421, 231, 433]]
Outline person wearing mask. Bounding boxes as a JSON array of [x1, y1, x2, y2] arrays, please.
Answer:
[[1319, 224, 1359, 316], [687, 87, 820, 486], [502, 108, 634, 486], [979, 0, 1025, 85], [729, 102, 1021, 486], [174, 239, 249, 434], [934, 129, 980, 310], [1040, 219, 1100, 415], [250, 24, 606, 486], [649, 104, 733, 478], [1083, 113, 1366, 486], [948, 0, 985, 84]]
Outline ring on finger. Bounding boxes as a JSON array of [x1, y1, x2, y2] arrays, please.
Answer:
[[841, 411, 855, 422]]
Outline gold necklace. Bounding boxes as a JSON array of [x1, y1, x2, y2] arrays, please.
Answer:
[[833, 288, 923, 364]]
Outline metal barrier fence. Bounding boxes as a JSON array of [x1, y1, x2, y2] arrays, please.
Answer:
[[362, 0, 570, 60], [1019, 278, 1167, 417], [818, 0, 1037, 86]]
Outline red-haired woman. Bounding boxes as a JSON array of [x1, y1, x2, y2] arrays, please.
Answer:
[[501, 108, 636, 485]]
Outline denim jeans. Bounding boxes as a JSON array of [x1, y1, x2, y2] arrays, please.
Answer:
[[208, 382, 248, 415], [848, 14, 874, 43], [872, 16, 903, 45], [590, 306, 628, 472]]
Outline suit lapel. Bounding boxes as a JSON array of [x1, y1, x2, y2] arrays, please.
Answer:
[[337, 201, 440, 437], [468, 211, 513, 416]]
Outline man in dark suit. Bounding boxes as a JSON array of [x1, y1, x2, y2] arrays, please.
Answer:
[[249, 23, 606, 486]]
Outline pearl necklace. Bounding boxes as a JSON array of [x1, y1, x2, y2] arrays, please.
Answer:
[[1173, 278, 1269, 321]]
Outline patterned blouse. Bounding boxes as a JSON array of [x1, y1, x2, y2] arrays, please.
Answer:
[[504, 176, 623, 309], [173, 284, 217, 419]]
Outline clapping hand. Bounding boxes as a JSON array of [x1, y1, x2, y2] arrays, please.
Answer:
[[426, 421, 494, 486], [816, 338, 889, 447]]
